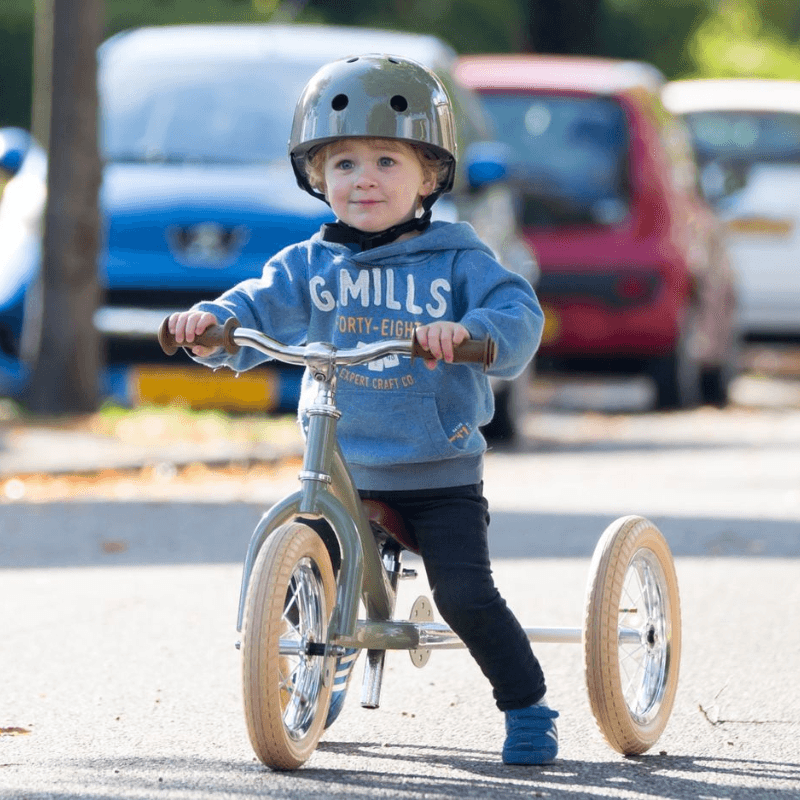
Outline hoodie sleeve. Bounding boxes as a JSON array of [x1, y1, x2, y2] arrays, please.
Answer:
[[188, 244, 311, 372], [453, 249, 544, 380]]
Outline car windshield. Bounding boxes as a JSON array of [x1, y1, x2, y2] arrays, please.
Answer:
[[479, 93, 630, 228], [100, 58, 308, 164], [684, 110, 800, 166], [682, 111, 800, 203]]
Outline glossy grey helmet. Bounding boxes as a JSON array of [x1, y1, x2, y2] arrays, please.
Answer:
[[289, 53, 457, 208]]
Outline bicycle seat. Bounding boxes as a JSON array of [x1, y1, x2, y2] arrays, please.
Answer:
[[362, 500, 419, 554]]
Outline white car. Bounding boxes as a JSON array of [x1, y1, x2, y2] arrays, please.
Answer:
[[663, 78, 800, 339]]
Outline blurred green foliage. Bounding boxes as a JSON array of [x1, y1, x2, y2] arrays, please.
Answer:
[[0, 0, 34, 130], [690, 0, 800, 78], [2, 0, 800, 130], [599, 0, 711, 79]]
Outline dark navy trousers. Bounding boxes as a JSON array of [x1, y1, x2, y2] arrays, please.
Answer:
[[359, 483, 546, 710]]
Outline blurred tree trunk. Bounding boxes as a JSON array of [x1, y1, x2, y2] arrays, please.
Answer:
[[26, 0, 104, 414], [31, 0, 53, 151], [526, 0, 602, 55]]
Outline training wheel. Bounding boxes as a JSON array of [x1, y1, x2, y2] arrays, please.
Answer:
[[583, 515, 681, 755]]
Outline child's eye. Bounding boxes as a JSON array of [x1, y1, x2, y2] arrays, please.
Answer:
[[378, 156, 395, 167], [334, 158, 354, 170]]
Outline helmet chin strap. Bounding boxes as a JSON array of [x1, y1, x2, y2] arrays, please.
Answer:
[[321, 208, 432, 251]]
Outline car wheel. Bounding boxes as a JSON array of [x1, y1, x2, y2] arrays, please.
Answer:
[[701, 356, 735, 408], [482, 372, 528, 443], [701, 325, 740, 408], [648, 312, 702, 411], [482, 385, 515, 442]]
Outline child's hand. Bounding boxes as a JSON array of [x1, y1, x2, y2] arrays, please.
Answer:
[[167, 310, 221, 357], [415, 322, 471, 370]]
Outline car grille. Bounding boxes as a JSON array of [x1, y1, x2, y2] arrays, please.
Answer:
[[98, 288, 224, 365], [537, 269, 660, 309], [103, 288, 220, 310]]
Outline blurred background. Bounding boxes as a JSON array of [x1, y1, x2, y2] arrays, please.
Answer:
[[5, 0, 800, 132], [1, 0, 800, 430]]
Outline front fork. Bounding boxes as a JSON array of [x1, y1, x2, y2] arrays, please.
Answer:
[[236, 374, 407, 706]]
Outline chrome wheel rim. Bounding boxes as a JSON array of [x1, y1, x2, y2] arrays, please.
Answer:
[[279, 557, 326, 740], [618, 548, 672, 725]]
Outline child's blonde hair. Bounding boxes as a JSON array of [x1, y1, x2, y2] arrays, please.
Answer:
[[305, 137, 450, 202]]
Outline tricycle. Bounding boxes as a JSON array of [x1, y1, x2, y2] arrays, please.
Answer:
[[159, 318, 681, 770]]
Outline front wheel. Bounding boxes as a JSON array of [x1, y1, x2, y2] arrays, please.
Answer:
[[242, 521, 336, 770], [583, 515, 681, 755]]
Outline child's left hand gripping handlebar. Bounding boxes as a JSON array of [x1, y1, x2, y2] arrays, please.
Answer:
[[410, 333, 496, 371]]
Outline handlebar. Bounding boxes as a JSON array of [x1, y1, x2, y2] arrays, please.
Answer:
[[157, 316, 496, 371]]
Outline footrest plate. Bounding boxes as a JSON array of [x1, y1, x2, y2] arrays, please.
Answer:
[[409, 596, 433, 668]]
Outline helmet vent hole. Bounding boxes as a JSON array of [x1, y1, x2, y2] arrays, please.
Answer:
[[390, 95, 408, 112], [347, 57, 359, 63], [387, 57, 399, 64], [331, 94, 349, 111]]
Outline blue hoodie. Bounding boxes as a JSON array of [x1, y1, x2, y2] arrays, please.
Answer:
[[192, 220, 543, 491]]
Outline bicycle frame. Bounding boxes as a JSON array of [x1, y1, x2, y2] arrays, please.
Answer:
[[232, 337, 629, 662]]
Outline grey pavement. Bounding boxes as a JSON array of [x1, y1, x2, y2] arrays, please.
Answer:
[[1, 373, 799, 798]]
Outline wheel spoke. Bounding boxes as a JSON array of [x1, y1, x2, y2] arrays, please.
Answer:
[[282, 579, 302, 639], [275, 558, 326, 740], [619, 548, 671, 723]]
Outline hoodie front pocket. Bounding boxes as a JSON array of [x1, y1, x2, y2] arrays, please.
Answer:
[[336, 387, 457, 467]]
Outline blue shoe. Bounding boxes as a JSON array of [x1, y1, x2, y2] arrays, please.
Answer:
[[324, 647, 358, 729], [502, 698, 559, 765]]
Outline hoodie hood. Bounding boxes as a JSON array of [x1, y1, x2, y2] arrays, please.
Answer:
[[313, 220, 496, 265]]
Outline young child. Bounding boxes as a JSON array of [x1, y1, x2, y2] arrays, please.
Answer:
[[168, 53, 558, 765]]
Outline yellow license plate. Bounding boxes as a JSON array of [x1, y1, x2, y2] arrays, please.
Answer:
[[727, 216, 794, 237], [131, 365, 279, 411], [540, 303, 560, 346]]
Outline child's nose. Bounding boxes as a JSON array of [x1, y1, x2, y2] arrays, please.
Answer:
[[354, 166, 378, 187]]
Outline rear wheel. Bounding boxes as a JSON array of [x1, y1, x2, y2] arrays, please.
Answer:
[[583, 515, 681, 755], [242, 522, 336, 770]]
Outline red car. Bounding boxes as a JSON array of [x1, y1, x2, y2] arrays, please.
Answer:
[[456, 55, 739, 408]]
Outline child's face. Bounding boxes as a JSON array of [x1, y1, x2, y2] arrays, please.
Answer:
[[323, 140, 435, 234]]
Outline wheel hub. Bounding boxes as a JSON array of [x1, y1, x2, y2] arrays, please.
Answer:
[[645, 624, 658, 647]]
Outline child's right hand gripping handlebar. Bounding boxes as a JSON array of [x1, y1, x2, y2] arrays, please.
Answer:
[[158, 316, 496, 371], [158, 316, 241, 356]]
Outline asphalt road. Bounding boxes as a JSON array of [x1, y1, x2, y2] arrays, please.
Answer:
[[2, 372, 800, 799]]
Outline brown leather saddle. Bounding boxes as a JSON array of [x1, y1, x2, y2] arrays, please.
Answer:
[[361, 500, 420, 554]]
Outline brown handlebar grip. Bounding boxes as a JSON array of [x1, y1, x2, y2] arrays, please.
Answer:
[[411, 333, 496, 371], [157, 316, 241, 356]]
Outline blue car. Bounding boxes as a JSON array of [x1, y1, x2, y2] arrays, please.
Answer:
[[0, 127, 47, 396], [0, 24, 537, 435]]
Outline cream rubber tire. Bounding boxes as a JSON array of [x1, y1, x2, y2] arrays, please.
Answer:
[[583, 515, 681, 755], [242, 522, 336, 770]]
